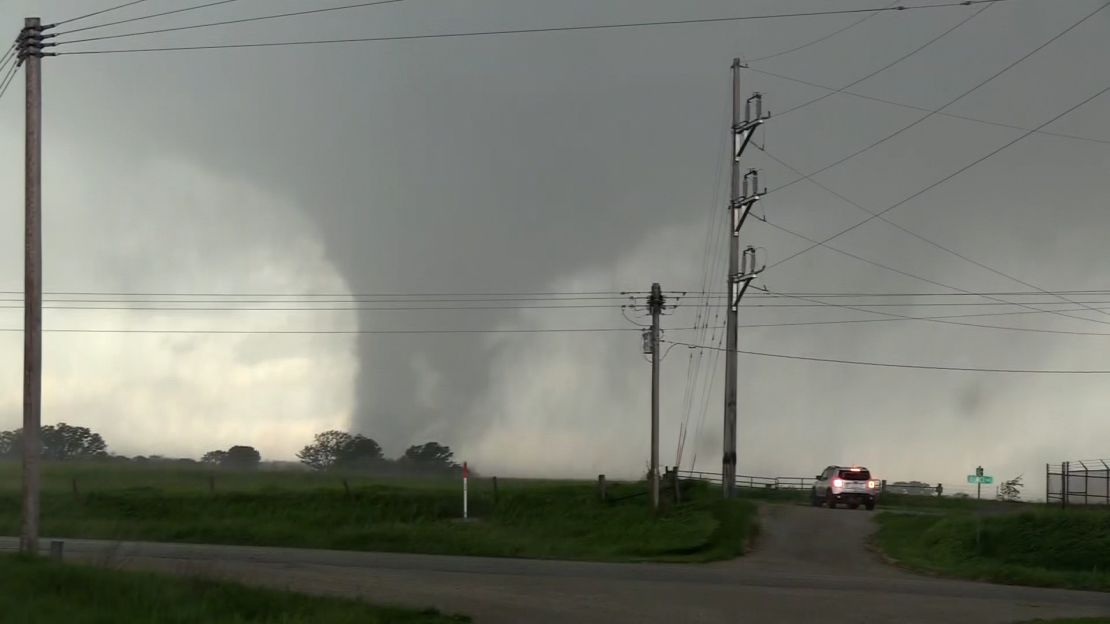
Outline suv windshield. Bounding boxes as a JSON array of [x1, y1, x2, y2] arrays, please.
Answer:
[[838, 469, 871, 481]]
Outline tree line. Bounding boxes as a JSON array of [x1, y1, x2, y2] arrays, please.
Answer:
[[295, 431, 460, 475], [0, 423, 460, 475]]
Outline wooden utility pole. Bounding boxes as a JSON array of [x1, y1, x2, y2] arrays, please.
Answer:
[[648, 283, 665, 511], [723, 59, 767, 498], [20, 16, 44, 556]]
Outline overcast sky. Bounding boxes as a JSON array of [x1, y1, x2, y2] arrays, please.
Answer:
[[1, 0, 1108, 496]]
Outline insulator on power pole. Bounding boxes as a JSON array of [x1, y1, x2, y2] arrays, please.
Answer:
[[745, 93, 763, 123], [743, 169, 761, 199]]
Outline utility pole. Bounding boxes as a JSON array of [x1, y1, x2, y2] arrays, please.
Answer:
[[647, 283, 665, 511], [19, 17, 45, 556], [723, 59, 767, 498]]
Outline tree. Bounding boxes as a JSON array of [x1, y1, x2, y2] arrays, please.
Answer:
[[0, 423, 108, 460], [297, 430, 353, 471], [201, 450, 228, 465], [399, 442, 457, 473], [335, 435, 384, 470], [42, 423, 109, 460], [297, 430, 384, 471], [0, 430, 17, 458], [997, 474, 1024, 502], [221, 445, 261, 470]]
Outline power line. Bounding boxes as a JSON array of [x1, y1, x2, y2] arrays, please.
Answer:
[[751, 206, 1110, 327], [767, 79, 1110, 275], [688, 310, 726, 472], [740, 301, 1110, 308], [666, 340, 1110, 374], [0, 41, 17, 70], [4, 303, 633, 312], [0, 55, 20, 103], [54, 0, 407, 45], [678, 79, 733, 468], [53, 1, 1014, 55], [54, 0, 247, 34], [768, 2, 1110, 199], [10, 285, 1110, 302], [737, 303, 1110, 335], [744, 0, 898, 63], [747, 66, 1110, 146], [54, 0, 158, 27], [0, 289, 633, 298], [742, 290, 1110, 298], [775, 0, 995, 118], [755, 147, 1110, 327], [759, 290, 1110, 337], [0, 325, 704, 336], [6, 288, 1110, 302], [0, 296, 643, 304]]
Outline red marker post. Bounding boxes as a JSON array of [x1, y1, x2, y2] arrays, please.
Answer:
[[462, 462, 469, 520]]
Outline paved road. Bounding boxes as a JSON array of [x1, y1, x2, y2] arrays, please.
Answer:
[[4, 505, 1108, 623]]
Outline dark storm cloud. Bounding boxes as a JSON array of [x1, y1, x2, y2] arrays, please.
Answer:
[[2, 0, 1109, 488]]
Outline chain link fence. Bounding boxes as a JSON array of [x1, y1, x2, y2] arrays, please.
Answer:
[[1047, 460, 1110, 507]]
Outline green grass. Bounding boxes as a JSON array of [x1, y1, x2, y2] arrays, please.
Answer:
[[0, 554, 466, 623], [1017, 620, 1110, 624], [874, 510, 1110, 591], [0, 463, 757, 562], [874, 492, 1041, 512]]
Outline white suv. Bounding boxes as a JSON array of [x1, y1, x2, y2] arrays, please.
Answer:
[[812, 465, 879, 510]]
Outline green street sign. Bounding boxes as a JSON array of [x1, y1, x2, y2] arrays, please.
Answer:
[[966, 475, 994, 484]]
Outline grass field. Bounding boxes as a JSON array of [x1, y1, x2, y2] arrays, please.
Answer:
[[1, 554, 466, 623], [875, 510, 1110, 591], [1019, 620, 1110, 624], [0, 462, 757, 562]]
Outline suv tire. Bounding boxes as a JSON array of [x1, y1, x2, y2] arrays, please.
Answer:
[[810, 488, 821, 507], [865, 500, 876, 511], [825, 490, 837, 509]]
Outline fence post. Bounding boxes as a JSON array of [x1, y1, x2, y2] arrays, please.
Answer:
[[342, 478, 351, 499], [1045, 463, 1050, 503], [49, 540, 63, 561], [492, 476, 499, 505], [1083, 461, 1090, 507], [936, 483, 943, 497], [1103, 460, 1109, 505], [598, 474, 607, 502], [1062, 461, 1069, 509], [674, 470, 682, 504], [71, 478, 79, 501]]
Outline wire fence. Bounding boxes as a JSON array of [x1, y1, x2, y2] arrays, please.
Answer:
[[677, 470, 816, 491], [1047, 460, 1110, 507], [677, 470, 954, 497]]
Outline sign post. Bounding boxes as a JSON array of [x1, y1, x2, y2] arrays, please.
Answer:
[[463, 461, 469, 520], [966, 466, 993, 500]]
